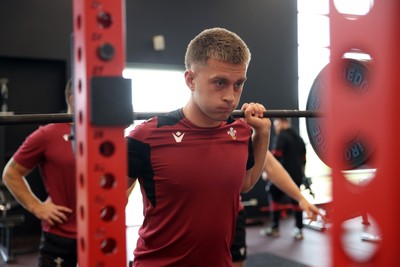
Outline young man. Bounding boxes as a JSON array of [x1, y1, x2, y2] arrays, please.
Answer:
[[2, 80, 77, 267], [126, 27, 320, 266]]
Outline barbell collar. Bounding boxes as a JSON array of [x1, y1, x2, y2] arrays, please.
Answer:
[[0, 110, 321, 125]]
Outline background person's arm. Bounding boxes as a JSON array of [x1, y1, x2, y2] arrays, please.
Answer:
[[2, 158, 71, 225], [262, 151, 322, 221]]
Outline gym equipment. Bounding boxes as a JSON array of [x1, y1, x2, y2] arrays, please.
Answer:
[[361, 232, 381, 243], [0, 109, 319, 125], [329, 0, 400, 265], [73, 1, 128, 266], [306, 58, 372, 169], [0, 78, 9, 112], [302, 176, 315, 199], [0, 184, 25, 263]]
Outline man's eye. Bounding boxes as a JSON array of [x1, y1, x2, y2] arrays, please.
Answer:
[[216, 80, 225, 87], [235, 82, 244, 89]]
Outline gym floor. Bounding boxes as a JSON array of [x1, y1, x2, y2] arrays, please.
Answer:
[[2, 214, 380, 267], [3, 176, 380, 267]]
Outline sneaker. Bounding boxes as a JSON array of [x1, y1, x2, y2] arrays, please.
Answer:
[[293, 228, 304, 240], [260, 227, 280, 237]]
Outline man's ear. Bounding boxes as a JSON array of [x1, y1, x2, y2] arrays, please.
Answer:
[[184, 70, 195, 91], [68, 94, 74, 112]]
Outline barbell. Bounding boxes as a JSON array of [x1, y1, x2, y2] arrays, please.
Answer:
[[0, 58, 372, 170], [0, 110, 320, 125]]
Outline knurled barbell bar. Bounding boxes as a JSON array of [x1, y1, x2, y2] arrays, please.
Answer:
[[0, 110, 321, 125]]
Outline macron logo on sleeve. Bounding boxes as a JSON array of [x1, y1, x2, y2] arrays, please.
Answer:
[[172, 131, 185, 143]]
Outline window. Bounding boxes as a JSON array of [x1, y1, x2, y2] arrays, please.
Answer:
[[123, 66, 189, 113], [122, 66, 190, 135], [297, 0, 331, 178]]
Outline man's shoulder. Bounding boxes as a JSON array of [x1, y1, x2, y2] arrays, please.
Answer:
[[36, 123, 70, 135], [156, 109, 183, 127], [127, 109, 183, 139]]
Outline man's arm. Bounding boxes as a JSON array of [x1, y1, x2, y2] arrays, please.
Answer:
[[262, 151, 323, 222], [240, 103, 271, 193], [2, 158, 71, 225], [3, 158, 42, 212], [262, 151, 304, 200]]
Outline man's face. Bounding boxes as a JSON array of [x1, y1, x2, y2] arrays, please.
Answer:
[[185, 58, 248, 126]]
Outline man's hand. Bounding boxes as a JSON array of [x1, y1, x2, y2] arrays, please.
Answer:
[[31, 198, 73, 226], [298, 198, 327, 223], [241, 102, 271, 134]]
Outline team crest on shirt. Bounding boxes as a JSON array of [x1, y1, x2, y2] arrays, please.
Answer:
[[227, 127, 237, 140]]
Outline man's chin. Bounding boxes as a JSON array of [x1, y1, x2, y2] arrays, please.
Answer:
[[213, 113, 231, 122]]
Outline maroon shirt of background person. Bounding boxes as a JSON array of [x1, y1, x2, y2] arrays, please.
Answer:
[[13, 123, 76, 238]]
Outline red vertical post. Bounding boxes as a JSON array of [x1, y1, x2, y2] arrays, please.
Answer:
[[328, 0, 400, 266], [72, 0, 128, 266]]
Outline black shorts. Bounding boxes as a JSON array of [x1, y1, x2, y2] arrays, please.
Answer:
[[230, 209, 247, 262], [38, 232, 77, 267]]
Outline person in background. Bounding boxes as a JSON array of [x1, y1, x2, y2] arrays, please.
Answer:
[[260, 118, 307, 240], [2, 79, 77, 267], [232, 151, 322, 266]]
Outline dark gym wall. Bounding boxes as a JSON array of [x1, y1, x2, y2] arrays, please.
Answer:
[[0, 0, 73, 72], [0, 0, 298, 111], [126, 0, 299, 110]]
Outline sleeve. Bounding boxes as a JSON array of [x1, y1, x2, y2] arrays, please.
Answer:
[[126, 137, 150, 179], [246, 136, 255, 170], [13, 127, 45, 170], [126, 136, 156, 207]]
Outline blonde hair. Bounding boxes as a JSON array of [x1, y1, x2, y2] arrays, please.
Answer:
[[184, 27, 251, 70]]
